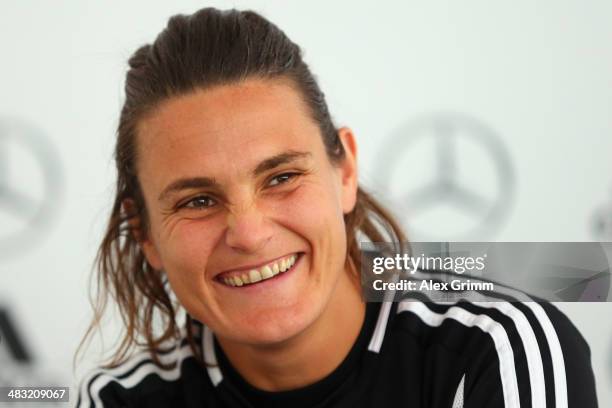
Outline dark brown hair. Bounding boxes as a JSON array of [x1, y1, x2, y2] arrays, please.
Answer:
[[76, 7, 406, 370]]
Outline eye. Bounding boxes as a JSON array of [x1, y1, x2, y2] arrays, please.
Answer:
[[180, 195, 217, 210], [268, 172, 300, 187]]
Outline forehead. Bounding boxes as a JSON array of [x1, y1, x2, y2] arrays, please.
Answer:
[[135, 79, 324, 184]]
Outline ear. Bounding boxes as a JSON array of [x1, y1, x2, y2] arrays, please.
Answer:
[[337, 127, 358, 214], [122, 198, 164, 271]]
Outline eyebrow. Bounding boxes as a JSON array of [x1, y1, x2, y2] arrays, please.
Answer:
[[252, 150, 311, 177], [157, 150, 312, 202]]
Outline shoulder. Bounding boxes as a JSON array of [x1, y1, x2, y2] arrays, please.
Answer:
[[382, 280, 597, 407], [75, 325, 206, 408]]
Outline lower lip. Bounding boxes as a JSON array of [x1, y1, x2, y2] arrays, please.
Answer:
[[217, 253, 304, 291]]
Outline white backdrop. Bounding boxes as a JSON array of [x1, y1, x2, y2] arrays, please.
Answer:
[[0, 0, 610, 405]]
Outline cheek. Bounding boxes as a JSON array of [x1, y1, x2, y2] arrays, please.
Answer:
[[157, 218, 225, 283], [278, 180, 347, 258]]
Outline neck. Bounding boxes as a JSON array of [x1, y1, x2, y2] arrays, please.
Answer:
[[216, 266, 365, 391]]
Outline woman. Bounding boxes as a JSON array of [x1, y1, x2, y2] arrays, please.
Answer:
[[76, 7, 597, 407]]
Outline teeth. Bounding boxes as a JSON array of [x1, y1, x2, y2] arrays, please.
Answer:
[[222, 254, 299, 287], [261, 265, 274, 279], [249, 269, 262, 283], [287, 255, 296, 268]]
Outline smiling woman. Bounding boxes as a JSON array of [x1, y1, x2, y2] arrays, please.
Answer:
[[75, 7, 597, 408], [131, 77, 365, 352]]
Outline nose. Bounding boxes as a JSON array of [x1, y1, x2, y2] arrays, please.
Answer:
[[224, 201, 273, 253]]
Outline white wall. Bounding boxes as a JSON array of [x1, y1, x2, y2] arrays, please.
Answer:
[[0, 0, 610, 405]]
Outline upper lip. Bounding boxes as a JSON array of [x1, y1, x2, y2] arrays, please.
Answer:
[[214, 252, 300, 278]]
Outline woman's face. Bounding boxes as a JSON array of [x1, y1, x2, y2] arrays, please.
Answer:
[[133, 78, 358, 345]]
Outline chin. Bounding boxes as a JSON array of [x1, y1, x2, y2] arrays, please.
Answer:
[[231, 300, 321, 346]]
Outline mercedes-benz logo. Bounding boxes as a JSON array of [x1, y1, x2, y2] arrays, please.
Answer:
[[0, 117, 63, 258], [0, 305, 67, 394], [375, 112, 515, 240], [592, 188, 612, 240]]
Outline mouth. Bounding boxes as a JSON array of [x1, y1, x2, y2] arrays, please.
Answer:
[[216, 252, 303, 288]]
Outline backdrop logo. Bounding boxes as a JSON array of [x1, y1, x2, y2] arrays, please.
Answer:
[[0, 306, 65, 399], [0, 307, 32, 364], [0, 117, 63, 259], [375, 112, 515, 240], [592, 187, 612, 240]]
